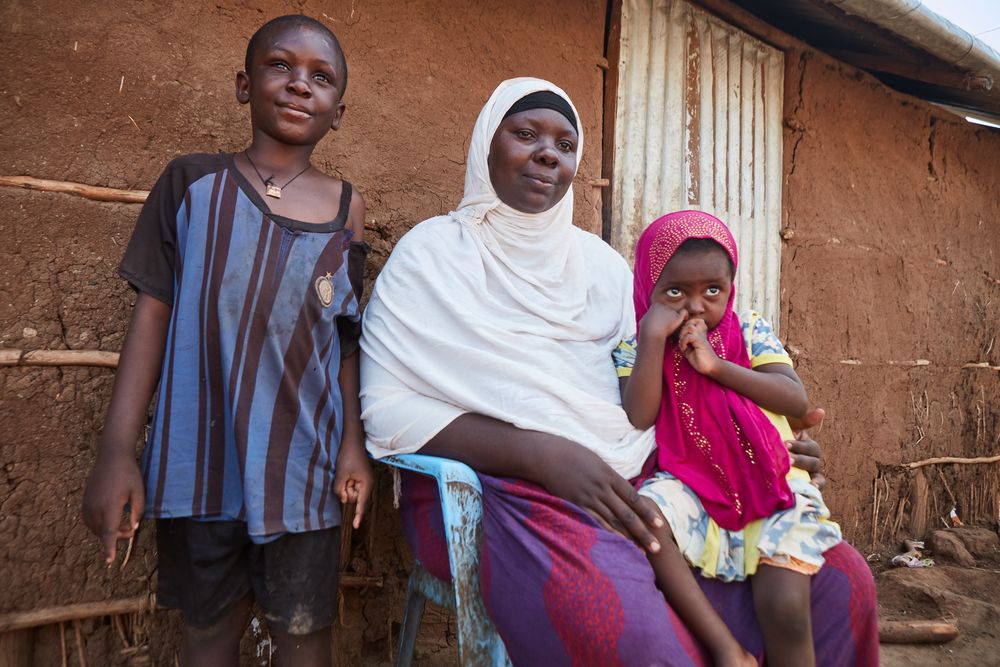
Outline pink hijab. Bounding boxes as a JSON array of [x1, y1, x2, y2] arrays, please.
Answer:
[[632, 210, 794, 530]]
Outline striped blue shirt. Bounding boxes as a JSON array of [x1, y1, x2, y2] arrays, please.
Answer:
[[119, 153, 365, 542]]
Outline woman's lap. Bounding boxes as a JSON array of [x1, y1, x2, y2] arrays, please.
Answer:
[[399, 471, 877, 666]]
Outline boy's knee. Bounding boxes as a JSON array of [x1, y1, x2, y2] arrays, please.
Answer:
[[183, 595, 252, 648]]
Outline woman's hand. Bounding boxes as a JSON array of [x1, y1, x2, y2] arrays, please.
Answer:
[[786, 407, 826, 487], [537, 440, 665, 554], [678, 318, 720, 375]]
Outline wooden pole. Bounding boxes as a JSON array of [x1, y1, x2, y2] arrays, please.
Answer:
[[903, 455, 1000, 469], [909, 469, 930, 538], [0, 176, 148, 204], [340, 574, 383, 588], [0, 598, 154, 633], [0, 576, 380, 634], [0, 628, 33, 667], [0, 350, 119, 369], [71, 621, 87, 667], [879, 619, 959, 644]]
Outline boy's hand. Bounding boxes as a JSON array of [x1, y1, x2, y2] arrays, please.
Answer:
[[639, 303, 687, 342], [678, 318, 720, 375], [81, 453, 144, 565], [333, 445, 374, 529]]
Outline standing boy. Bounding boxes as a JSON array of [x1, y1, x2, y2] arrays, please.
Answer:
[[82, 15, 372, 666]]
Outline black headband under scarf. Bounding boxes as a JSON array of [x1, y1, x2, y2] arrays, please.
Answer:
[[502, 90, 578, 132]]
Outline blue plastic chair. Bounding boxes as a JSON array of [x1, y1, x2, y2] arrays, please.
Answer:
[[381, 453, 511, 667]]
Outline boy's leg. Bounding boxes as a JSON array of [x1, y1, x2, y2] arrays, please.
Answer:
[[156, 519, 256, 666], [645, 512, 756, 666], [751, 564, 815, 667], [181, 594, 253, 667], [251, 526, 341, 667]]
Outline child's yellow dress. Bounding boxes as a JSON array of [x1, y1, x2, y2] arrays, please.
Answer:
[[615, 310, 842, 581]]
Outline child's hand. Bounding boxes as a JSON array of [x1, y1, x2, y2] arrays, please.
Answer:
[[81, 453, 144, 565], [639, 303, 687, 342], [333, 445, 374, 529], [678, 318, 720, 375]]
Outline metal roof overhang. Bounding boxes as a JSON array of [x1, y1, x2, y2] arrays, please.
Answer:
[[721, 0, 1000, 123]]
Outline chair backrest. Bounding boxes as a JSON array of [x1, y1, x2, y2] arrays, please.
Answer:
[[381, 454, 511, 666]]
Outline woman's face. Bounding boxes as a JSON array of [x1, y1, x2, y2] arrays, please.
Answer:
[[487, 108, 578, 214]]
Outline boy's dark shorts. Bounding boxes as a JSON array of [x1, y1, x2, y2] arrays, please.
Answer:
[[156, 519, 340, 634]]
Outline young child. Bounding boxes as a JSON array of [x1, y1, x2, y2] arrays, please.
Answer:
[[81, 15, 372, 665], [617, 210, 842, 667]]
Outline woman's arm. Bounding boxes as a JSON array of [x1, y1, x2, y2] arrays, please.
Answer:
[[82, 292, 170, 563], [678, 318, 809, 418], [420, 413, 665, 553], [786, 407, 826, 482]]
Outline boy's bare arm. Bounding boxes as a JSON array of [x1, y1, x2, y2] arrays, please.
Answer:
[[332, 188, 374, 528], [82, 292, 170, 563], [333, 350, 373, 528]]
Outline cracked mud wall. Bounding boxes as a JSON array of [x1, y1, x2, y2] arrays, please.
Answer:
[[0, 1, 606, 664], [779, 48, 1000, 549]]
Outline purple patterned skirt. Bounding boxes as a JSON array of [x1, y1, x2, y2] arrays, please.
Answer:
[[400, 471, 878, 666]]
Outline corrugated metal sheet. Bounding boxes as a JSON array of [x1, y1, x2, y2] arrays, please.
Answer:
[[611, 0, 785, 329]]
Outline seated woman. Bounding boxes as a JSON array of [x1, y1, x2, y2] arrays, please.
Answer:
[[360, 77, 877, 666]]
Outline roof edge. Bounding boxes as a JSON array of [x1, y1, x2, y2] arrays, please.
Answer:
[[825, 0, 1000, 84]]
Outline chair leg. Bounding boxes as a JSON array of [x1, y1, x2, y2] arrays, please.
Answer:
[[396, 574, 427, 667]]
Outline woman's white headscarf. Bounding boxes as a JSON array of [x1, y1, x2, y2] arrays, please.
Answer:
[[360, 77, 655, 478]]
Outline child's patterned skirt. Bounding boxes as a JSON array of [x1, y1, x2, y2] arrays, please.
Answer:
[[639, 469, 842, 582]]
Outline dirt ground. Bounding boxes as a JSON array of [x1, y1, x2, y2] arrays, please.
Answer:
[[874, 525, 1000, 666]]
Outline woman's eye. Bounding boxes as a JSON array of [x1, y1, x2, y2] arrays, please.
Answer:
[[706, 287, 721, 296], [558, 141, 575, 152], [516, 129, 534, 139]]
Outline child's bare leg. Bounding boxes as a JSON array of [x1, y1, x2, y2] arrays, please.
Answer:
[[647, 519, 755, 666], [181, 593, 252, 667], [751, 565, 814, 667], [271, 626, 332, 666]]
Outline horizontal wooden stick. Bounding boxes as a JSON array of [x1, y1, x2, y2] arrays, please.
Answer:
[[0, 349, 119, 369], [0, 597, 155, 633], [839, 359, 931, 366], [340, 574, 384, 588], [0, 574, 381, 632], [879, 619, 959, 644], [0, 175, 148, 204], [963, 362, 1000, 371], [903, 454, 1000, 469]]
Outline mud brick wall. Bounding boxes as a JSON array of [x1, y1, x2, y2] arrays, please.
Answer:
[[778, 48, 1000, 549], [0, 0, 606, 664]]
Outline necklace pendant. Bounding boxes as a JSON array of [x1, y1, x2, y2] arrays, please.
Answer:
[[265, 182, 282, 198]]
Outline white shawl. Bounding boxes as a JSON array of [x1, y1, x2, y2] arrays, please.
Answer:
[[360, 78, 655, 478]]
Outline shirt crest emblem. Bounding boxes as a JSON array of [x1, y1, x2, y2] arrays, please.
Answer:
[[315, 272, 334, 307]]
